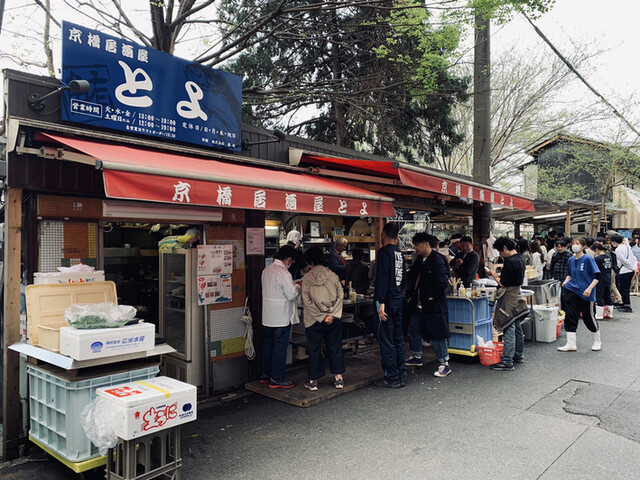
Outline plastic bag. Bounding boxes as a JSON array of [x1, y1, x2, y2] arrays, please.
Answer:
[[65, 302, 137, 329], [81, 397, 120, 455]]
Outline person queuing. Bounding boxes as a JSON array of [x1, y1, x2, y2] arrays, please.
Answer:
[[486, 237, 529, 371], [610, 234, 637, 313], [558, 238, 601, 352], [593, 242, 613, 320], [301, 247, 345, 391], [260, 245, 300, 389], [405, 233, 452, 377], [374, 222, 407, 388], [529, 240, 545, 280], [550, 239, 572, 283], [449, 235, 480, 287], [328, 237, 348, 282]]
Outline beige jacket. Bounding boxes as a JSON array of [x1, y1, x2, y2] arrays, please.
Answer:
[[301, 265, 343, 327]]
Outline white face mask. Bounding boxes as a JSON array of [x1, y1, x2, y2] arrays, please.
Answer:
[[571, 244, 582, 253]]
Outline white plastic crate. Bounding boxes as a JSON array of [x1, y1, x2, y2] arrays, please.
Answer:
[[27, 363, 159, 463]]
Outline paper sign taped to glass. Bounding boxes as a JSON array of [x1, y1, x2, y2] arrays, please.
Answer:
[[197, 274, 232, 306]]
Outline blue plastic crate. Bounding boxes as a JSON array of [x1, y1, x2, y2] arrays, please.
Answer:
[[448, 318, 493, 352], [447, 296, 491, 325], [27, 363, 159, 463]]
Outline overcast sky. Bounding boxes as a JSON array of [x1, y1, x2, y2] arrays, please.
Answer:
[[492, 0, 640, 111]]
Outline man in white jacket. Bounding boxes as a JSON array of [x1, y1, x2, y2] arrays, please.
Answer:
[[260, 245, 300, 389], [611, 234, 637, 313]]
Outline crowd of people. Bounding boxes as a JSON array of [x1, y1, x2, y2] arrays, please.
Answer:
[[258, 224, 640, 390]]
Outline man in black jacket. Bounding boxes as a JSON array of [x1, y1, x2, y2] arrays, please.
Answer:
[[374, 222, 407, 388], [450, 236, 480, 287], [406, 233, 452, 377]]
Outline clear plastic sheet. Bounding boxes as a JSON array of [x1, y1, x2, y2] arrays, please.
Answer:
[[80, 397, 121, 455], [64, 302, 137, 328]]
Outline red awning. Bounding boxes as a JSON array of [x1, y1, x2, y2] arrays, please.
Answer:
[[40, 134, 396, 217], [304, 155, 535, 212]]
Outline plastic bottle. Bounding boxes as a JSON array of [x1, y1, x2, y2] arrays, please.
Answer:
[[458, 284, 466, 297], [349, 282, 357, 301]]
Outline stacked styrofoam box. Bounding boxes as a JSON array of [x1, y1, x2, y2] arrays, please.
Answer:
[[96, 376, 197, 440]]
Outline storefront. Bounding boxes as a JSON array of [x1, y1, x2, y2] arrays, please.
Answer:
[[1, 60, 401, 459], [1, 21, 537, 461]]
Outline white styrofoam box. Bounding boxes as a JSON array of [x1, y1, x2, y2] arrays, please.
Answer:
[[59, 322, 155, 360], [533, 305, 559, 343], [33, 271, 106, 284], [96, 376, 197, 440]]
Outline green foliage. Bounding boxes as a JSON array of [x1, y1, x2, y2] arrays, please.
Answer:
[[446, 0, 556, 23], [536, 140, 640, 203], [222, 0, 470, 162]]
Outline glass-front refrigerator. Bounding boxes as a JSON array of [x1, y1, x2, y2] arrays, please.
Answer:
[[159, 248, 204, 387]]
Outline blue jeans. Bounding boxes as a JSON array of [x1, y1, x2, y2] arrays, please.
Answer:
[[375, 299, 407, 383], [305, 318, 345, 380], [432, 339, 449, 364], [501, 319, 523, 367], [261, 324, 291, 382]]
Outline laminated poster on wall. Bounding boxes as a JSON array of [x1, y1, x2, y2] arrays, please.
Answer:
[[197, 274, 232, 306], [197, 245, 233, 275]]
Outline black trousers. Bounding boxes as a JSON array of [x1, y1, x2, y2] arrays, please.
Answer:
[[562, 289, 598, 333]]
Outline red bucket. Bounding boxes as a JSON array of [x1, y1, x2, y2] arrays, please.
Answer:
[[556, 320, 563, 339], [478, 342, 504, 366]]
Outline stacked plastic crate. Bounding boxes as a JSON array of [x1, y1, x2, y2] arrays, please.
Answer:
[[447, 296, 492, 355]]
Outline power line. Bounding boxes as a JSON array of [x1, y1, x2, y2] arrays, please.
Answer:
[[522, 13, 640, 138]]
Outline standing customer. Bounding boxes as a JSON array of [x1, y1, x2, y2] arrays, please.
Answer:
[[374, 222, 407, 388], [260, 245, 300, 389], [593, 242, 613, 319], [286, 230, 309, 280], [550, 240, 572, 282], [558, 238, 601, 352], [486, 237, 529, 371], [406, 233, 452, 377], [301, 247, 345, 391], [530, 240, 545, 280], [611, 234, 637, 313]]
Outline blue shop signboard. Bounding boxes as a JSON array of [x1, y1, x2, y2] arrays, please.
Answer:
[[61, 21, 242, 152]]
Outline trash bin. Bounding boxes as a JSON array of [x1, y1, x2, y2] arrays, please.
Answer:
[[532, 305, 559, 342], [526, 279, 561, 306]]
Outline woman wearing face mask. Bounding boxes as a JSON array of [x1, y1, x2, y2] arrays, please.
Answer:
[[558, 238, 602, 352]]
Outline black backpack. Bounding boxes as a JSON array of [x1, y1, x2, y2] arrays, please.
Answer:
[[610, 251, 620, 274]]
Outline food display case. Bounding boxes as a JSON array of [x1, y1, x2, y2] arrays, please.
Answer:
[[159, 248, 205, 387]]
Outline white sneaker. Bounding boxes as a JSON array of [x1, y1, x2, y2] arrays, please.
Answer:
[[422, 340, 431, 347]]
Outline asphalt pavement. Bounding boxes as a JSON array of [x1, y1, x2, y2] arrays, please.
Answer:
[[2, 298, 640, 479]]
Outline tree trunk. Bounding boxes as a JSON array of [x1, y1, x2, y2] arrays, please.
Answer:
[[43, 0, 55, 76]]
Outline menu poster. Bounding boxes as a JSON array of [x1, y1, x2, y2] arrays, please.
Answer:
[[197, 245, 233, 275], [246, 228, 265, 255], [197, 274, 232, 305]]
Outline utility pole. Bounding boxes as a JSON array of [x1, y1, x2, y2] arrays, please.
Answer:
[[0, 0, 5, 36], [472, 13, 492, 261]]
